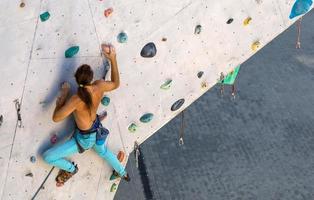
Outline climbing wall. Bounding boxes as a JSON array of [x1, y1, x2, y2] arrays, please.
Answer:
[[0, 0, 312, 199]]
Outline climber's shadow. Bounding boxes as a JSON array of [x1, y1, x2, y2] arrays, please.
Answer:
[[42, 58, 78, 109]]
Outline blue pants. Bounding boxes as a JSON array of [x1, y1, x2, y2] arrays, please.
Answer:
[[42, 130, 126, 176]]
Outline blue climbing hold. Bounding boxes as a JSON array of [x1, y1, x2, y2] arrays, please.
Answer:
[[171, 99, 185, 111], [140, 113, 154, 123], [101, 96, 110, 106], [40, 11, 50, 22], [289, 0, 313, 19], [140, 43, 157, 58], [30, 156, 36, 163], [65, 46, 79, 58], [117, 32, 128, 43]]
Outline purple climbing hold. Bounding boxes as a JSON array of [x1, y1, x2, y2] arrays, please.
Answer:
[[30, 156, 36, 163], [50, 134, 57, 144], [140, 43, 157, 58], [171, 99, 185, 111], [197, 71, 204, 78]]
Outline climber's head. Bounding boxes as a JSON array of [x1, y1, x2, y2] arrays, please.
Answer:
[[74, 64, 94, 109]]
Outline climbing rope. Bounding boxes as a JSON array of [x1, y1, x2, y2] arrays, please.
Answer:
[[13, 99, 22, 128], [296, 17, 302, 49], [134, 141, 140, 168], [179, 111, 185, 146]]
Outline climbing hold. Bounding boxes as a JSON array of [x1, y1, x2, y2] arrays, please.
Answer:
[[194, 25, 202, 34], [160, 79, 172, 90], [289, 0, 313, 19], [251, 41, 260, 51], [243, 17, 252, 26], [197, 71, 204, 78], [50, 134, 57, 144], [0, 115, 3, 127], [162, 37, 167, 42], [117, 32, 128, 43], [19, 2, 25, 8], [40, 12, 50, 22], [140, 43, 157, 58], [201, 81, 208, 89], [140, 113, 154, 123], [117, 151, 125, 162], [65, 46, 79, 58], [99, 110, 108, 121], [171, 99, 185, 111], [110, 183, 117, 192], [109, 172, 119, 181], [226, 18, 234, 24], [128, 123, 138, 133], [104, 8, 113, 17], [30, 156, 36, 163], [25, 172, 33, 177], [101, 96, 110, 106]]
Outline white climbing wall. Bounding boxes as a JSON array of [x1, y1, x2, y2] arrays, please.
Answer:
[[0, 0, 312, 199]]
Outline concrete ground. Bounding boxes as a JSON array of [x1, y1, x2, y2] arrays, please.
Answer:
[[115, 10, 314, 200]]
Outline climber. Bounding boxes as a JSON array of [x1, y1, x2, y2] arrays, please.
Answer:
[[42, 43, 130, 187]]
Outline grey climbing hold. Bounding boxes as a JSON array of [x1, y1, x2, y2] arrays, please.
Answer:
[[128, 123, 138, 133], [140, 43, 157, 58], [20, 2, 25, 8], [197, 71, 204, 78], [140, 113, 154, 123], [194, 25, 202, 34], [0, 115, 3, 126], [160, 79, 172, 90], [25, 172, 33, 177], [30, 156, 36, 163], [227, 18, 234, 24], [101, 96, 110, 106], [40, 12, 50, 22], [65, 46, 79, 58], [171, 99, 185, 111], [117, 32, 128, 43]]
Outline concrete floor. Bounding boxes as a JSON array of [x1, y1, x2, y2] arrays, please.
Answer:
[[115, 10, 314, 200]]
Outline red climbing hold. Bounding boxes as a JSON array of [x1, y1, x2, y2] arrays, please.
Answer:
[[104, 8, 113, 17], [50, 134, 57, 144]]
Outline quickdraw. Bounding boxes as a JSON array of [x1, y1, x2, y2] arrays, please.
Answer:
[[179, 111, 185, 146], [13, 99, 22, 128], [134, 141, 140, 168], [296, 17, 302, 49]]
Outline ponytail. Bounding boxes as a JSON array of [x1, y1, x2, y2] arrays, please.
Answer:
[[75, 64, 94, 110]]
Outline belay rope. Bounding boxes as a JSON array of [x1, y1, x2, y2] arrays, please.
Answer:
[[179, 111, 185, 146], [296, 17, 302, 49]]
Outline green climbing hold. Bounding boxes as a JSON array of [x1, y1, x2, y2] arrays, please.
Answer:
[[160, 79, 172, 90], [219, 65, 241, 85], [140, 113, 153, 123], [101, 96, 110, 106], [110, 183, 117, 192], [109, 171, 119, 180], [117, 32, 128, 43], [65, 46, 79, 58], [40, 12, 50, 22], [128, 123, 138, 133]]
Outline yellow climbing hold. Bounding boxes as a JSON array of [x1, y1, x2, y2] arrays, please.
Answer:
[[110, 183, 117, 192], [243, 17, 252, 26], [251, 41, 260, 51], [201, 81, 208, 89]]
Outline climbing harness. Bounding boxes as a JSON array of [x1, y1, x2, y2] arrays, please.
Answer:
[[296, 17, 302, 49], [134, 141, 140, 168], [13, 99, 22, 128], [179, 111, 185, 146]]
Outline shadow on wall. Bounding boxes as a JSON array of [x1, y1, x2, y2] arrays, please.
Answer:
[[42, 58, 78, 109]]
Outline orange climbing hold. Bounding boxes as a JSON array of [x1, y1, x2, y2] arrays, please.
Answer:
[[117, 151, 125, 162], [104, 8, 113, 17]]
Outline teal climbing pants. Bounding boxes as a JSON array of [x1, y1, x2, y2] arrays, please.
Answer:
[[42, 129, 126, 177]]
